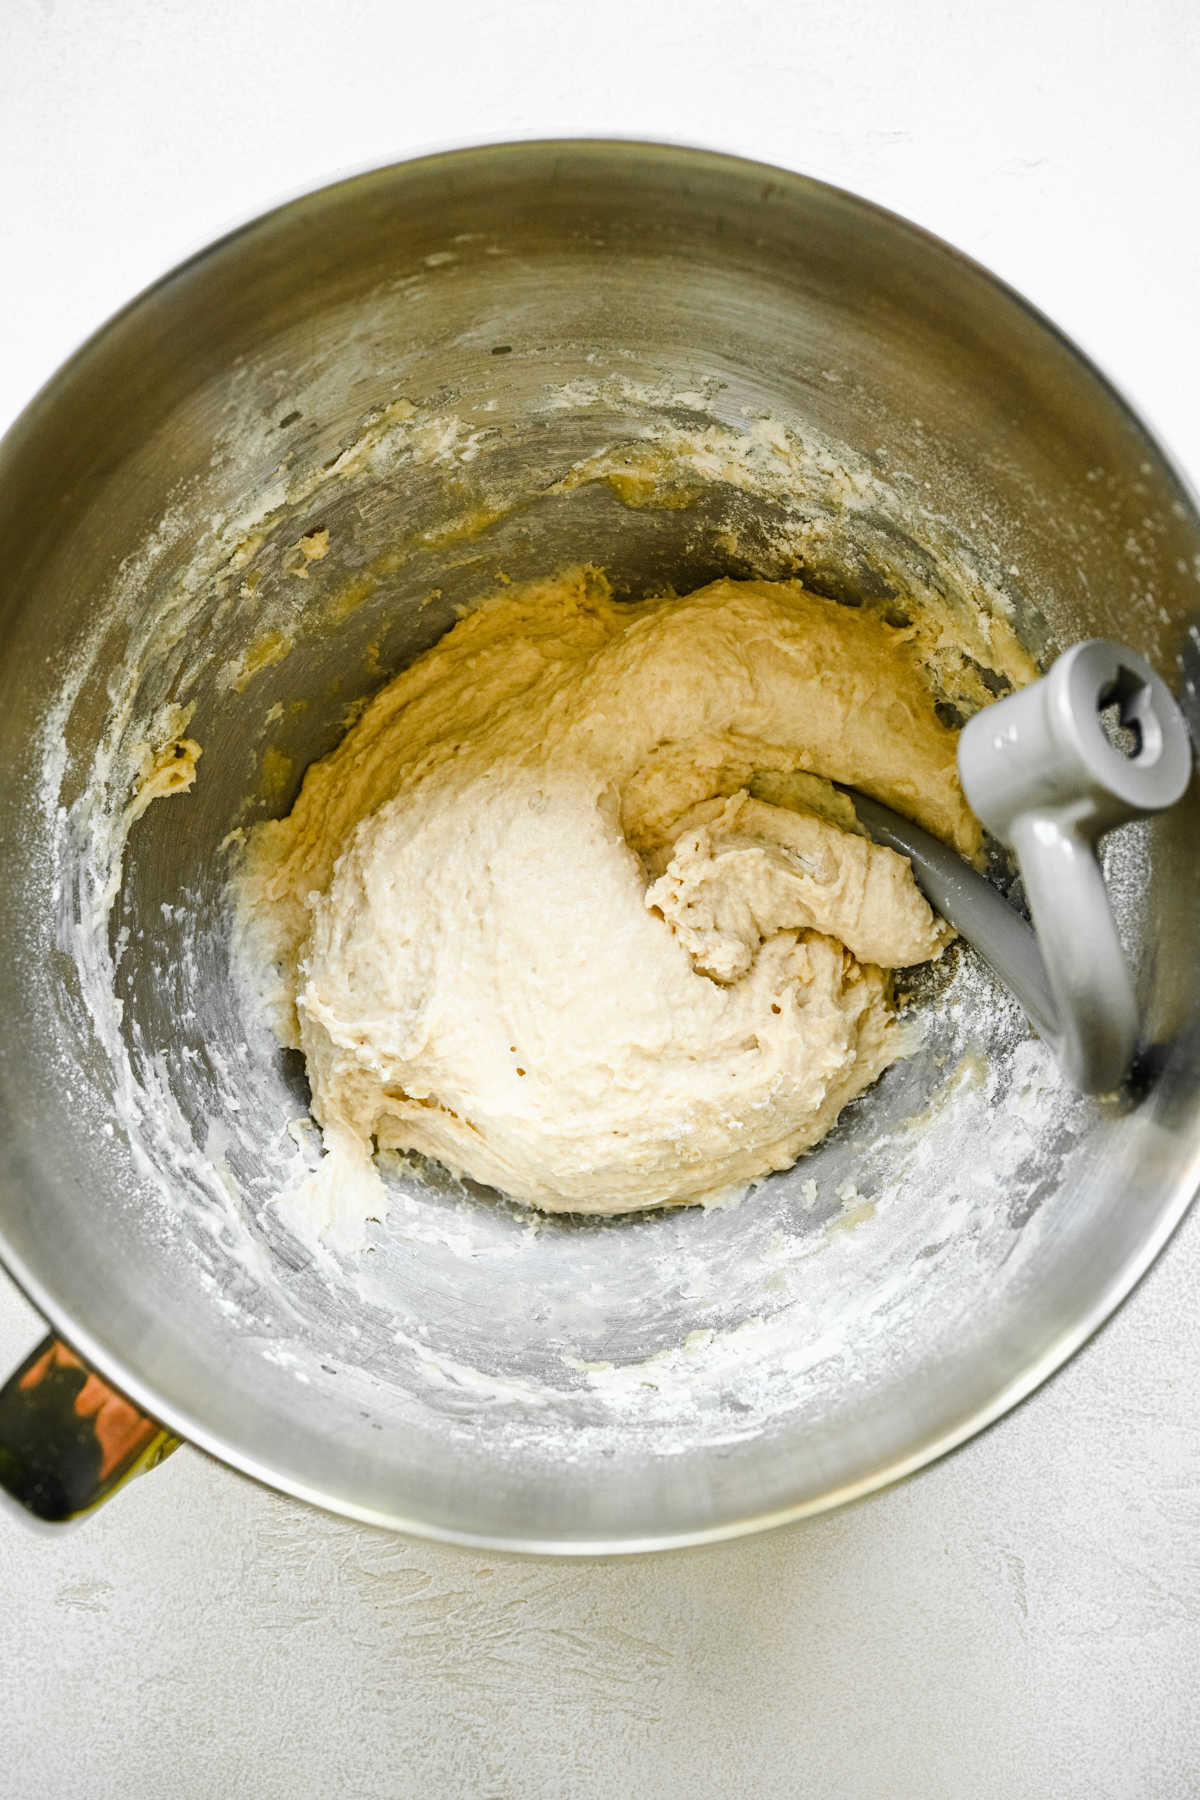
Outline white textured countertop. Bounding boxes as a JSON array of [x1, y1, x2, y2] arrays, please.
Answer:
[[3, 2, 1198, 1794]]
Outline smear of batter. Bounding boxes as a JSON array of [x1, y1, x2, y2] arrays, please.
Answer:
[[127, 702, 203, 824], [240, 571, 979, 1240]]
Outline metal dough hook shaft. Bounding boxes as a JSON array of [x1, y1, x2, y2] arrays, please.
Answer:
[[851, 639, 1192, 1093]]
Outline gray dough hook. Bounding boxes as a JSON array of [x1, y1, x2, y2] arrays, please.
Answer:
[[850, 639, 1193, 1093]]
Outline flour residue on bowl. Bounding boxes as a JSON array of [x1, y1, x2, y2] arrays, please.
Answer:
[[36, 365, 1098, 1452]]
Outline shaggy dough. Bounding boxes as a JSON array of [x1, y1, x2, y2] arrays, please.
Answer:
[[242, 572, 978, 1234]]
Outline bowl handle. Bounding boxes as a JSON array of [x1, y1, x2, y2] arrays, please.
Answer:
[[0, 1334, 179, 1525]]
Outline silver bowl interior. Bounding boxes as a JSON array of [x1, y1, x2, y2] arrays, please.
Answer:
[[0, 143, 1197, 1550]]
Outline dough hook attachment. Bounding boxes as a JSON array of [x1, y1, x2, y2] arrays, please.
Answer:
[[851, 639, 1193, 1092]]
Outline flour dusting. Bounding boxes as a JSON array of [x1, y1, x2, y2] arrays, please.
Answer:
[[33, 363, 1120, 1473]]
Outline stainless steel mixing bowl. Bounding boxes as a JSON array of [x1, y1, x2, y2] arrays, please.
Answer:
[[0, 142, 1197, 1549]]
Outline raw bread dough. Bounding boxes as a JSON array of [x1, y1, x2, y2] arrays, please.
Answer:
[[242, 572, 978, 1234]]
